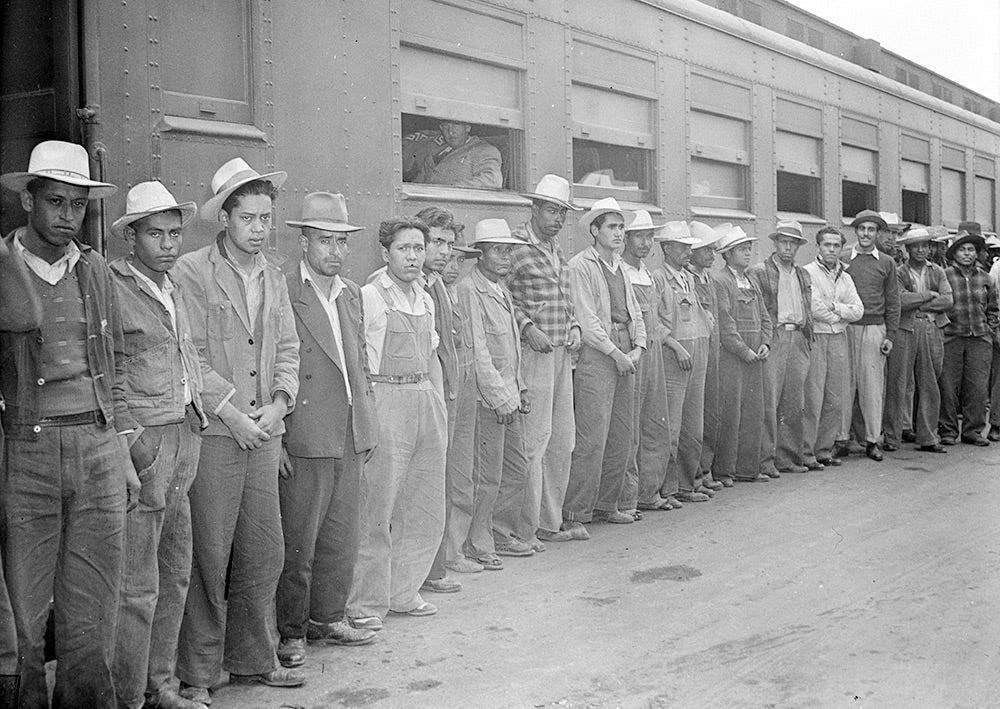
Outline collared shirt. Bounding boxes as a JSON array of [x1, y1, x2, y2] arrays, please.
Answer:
[[300, 260, 352, 405], [850, 245, 880, 261], [945, 263, 998, 339], [662, 261, 691, 292], [907, 263, 931, 294], [775, 259, 805, 325], [15, 234, 81, 285], [218, 236, 266, 321], [727, 265, 752, 289], [622, 259, 653, 287], [507, 221, 577, 344], [360, 270, 438, 375]]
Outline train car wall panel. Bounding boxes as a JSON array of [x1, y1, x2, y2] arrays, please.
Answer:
[[524, 15, 570, 196], [769, 54, 829, 105], [568, 0, 663, 51], [683, 23, 757, 81], [658, 54, 689, 219], [401, 0, 525, 62]]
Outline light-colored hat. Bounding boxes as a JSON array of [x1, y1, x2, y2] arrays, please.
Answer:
[[520, 174, 582, 211], [769, 218, 806, 242], [850, 209, 888, 231], [927, 226, 952, 244], [985, 234, 1000, 249], [654, 220, 700, 245], [688, 221, 727, 250], [878, 212, 909, 232], [1, 140, 117, 199], [715, 225, 756, 253], [578, 197, 629, 237], [471, 218, 522, 246], [898, 226, 933, 246], [286, 192, 362, 233], [110, 181, 197, 239], [625, 209, 666, 233], [200, 157, 287, 221]]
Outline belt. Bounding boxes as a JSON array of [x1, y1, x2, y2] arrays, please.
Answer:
[[369, 372, 429, 384], [37, 410, 103, 427], [610, 322, 630, 332], [914, 313, 935, 321], [778, 323, 801, 331]]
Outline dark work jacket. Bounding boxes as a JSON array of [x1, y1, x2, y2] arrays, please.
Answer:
[[747, 254, 813, 346]]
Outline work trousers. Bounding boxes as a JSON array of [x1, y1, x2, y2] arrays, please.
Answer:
[[845, 323, 887, 444], [345, 383, 446, 619], [0, 433, 15, 689], [699, 329, 721, 480], [802, 332, 848, 463], [4, 421, 126, 709], [518, 345, 575, 536], [761, 328, 810, 471], [177, 435, 283, 688], [622, 335, 669, 508], [276, 421, 363, 638], [661, 337, 707, 495], [113, 417, 201, 708], [715, 350, 766, 480], [939, 336, 992, 440], [989, 342, 1000, 427], [884, 321, 944, 446], [563, 340, 635, 523], [464, 404, 529, 558], [434, 365, 478, 570]]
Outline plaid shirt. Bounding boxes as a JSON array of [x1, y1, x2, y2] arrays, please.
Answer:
[[944, 264, 999, 340], [506, 221, 578, 345]]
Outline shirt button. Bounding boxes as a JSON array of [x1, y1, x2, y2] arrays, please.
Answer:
[[33, 425, 41, 433], [304, 374, 312, 380], [250, 399, 256, 406], [248, 338, 254, 345], [250, 370, 257, 377], [36, 378, 45, 386], [180, 377, 187, 383]]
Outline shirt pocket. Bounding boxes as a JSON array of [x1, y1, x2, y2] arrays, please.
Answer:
[[207, 301, 235, 341], [735, 291, 759, 329], [384, 313, 419, 362]]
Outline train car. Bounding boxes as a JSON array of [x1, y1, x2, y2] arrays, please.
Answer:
[[2, 0, 999, 279]]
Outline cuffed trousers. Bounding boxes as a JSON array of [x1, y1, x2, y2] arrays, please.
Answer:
[[761, 328, 809, 471], [846, 323, 887, 444], [939, 335, 992, 440], [802, 332, 848, 463]]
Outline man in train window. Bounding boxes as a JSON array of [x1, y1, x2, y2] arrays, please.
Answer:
[[402, 120, 503, 189]]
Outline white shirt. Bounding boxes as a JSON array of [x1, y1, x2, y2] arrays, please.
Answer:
[[360, 271, 438, 375], [850, 245, 880, 261], [300, 260, 352, 405], [15, 232, 80, 285], [622, 260, 653, 287], [221, 245, 266, 321]]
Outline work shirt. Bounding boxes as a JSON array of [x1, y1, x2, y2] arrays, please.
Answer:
[[300, 260, 352, 405], [804, 259, 864, 335], [361, 271, 439, 375], [776, 263, 805, 325], [507, 221, 577, 345], [944, 264, 999, 341], [15, 235, 81, 285], [219, 238, 266, 323]]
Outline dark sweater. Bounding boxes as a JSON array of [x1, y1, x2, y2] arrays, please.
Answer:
[[843, 250, 901, 338]]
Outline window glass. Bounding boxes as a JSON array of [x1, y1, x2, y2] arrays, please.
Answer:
[[692, 158, 747, 211], [777, 131, 821, 216], [975, 176, 995, 231], [401, 114, 512, 190], [841, 145, 877, 219], [941, 169, 965, 229], [572, 139, 652, 203], [690, 110, 749, 211], [902, 190, 929, 226], [901, 160, 929, 193]]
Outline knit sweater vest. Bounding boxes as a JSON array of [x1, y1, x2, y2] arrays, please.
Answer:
[[845, 252, 895, 328]]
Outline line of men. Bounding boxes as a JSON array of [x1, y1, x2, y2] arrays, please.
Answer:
[[0, 140, 997, 709]]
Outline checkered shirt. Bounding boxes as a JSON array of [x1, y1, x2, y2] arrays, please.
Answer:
[[506, 221, 578, 345], [944, 264, 999, 339]]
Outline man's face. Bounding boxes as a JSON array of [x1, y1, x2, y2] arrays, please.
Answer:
[[442, 252, 465, 286], [382, 227, 425, 283], [624, 229, 654, 261], [817, 233, 844, 269], [906, 241, 930, 264], [591, 213, 625, 252], [953, 243, 978, 268], [661, 241, 692, 269], [131, 211, 183, 274], [532, 202, 567, 240], [773, 235, 801, 266], [439, 122, 472, 149], [726, 242, 754, 270], [690, 245, 715, 270], [22, 179, 89, 249], [423, 226, 455, 274], [221, 193, 273, 258], [478, 242, 514, 280], [876, 228, 897, 254], [301, 227, 348, 277], [854, 221, 879, 250]]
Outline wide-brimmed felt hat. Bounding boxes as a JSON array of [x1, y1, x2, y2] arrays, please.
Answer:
[[715, 225, 756, 253], [286, 192, 362, 233], [898, 226, 933, 246], [689, 221, 727, 250], [521, 174, 582, 211], [578, 197, 629, 238], [769, 218, 806, 242], [654, 221, 700, 245], [1, 140, 117, 199], [111, 181, 197, 239], [471, 218, 522, 246], [958, 220, 984, 237], [878, 212, 909, 232], [947, 231, 987, 260], [850, 209, 888, 231], [625, 209, 666, 233], [200, 157, 287, 221]]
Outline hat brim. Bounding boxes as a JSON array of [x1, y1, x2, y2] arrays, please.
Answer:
[[579, 208, 632, 237], [692, 234, 726, 249], [850, 215, 888, 231], [520, 192, 583, 211], [1, 171, 117, 199], [453, 245, 482, 256], [199, 170, 288, 221], [768, 230, 807, 242], [286, 219, 363, 233], [946, 233, 986, 260], [110, 201, 198, 239], [625, 222, 667, 233], [471, 236, 524, 246], [654, 234, 700, 245], [716, 236, 757, 253]]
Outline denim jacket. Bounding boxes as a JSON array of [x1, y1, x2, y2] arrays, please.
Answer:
[[110, 259, 207, 428], [0, 231, 138, 440]]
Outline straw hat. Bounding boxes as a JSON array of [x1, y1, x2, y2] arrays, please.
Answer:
[[286, 192, 362, 233], [471, 218, 522, 246], [654, 221, 699, 245], [200, 157, 287, 221], [520, 174, 582, 211], [715, 225, 756, 253], [625, 209, 666, 233], [1, 140, 117, 199], [578, 197, 629, 238], [688, 221, 727, 250], [110, 181, 197, 238]]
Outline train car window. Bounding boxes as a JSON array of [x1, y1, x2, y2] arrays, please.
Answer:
[[776, 131, 822, 217], [941, 169, 966, 229], [974, 176, 996, 231], [401, 114, 516, 191], [901, 159, 929, 225], [690, 111, 749, 212], [841, 145, 878, 218]]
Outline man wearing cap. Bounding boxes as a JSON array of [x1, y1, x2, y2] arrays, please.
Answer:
[[652, 222, 712, 503], [563, 198, 645, 533], [839, 210, 901, 462], [802, 227, 864, 469], [107, 182, 209, 709], [620, 211, 670, 517], [274, 192, 377, 671], [507, 175, 583, 543], [882, 226, 952, 453], [455, 219, 531, 567], [402, 121, 502, 189], [0, 140, 139, 707], [939, 227, 999, 446], [748, 219, 814, 475], [173, 158, 302, 700]]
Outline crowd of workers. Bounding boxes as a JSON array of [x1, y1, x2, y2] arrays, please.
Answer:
[[0, 140, 997, 709]]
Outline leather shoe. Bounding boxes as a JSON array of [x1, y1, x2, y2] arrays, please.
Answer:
[[816, 457, 842, 467], [989, 426, 1000, 442], [778, 464, 809, 474], [901, 430, 917, 443], [719, 477, 735, 487], [178, 685, 211, 706], [230, 668, 305, 688], [940, 436, 956, 446], [674, 490, 710, 503], [153, 689, 209, 709], [962, 435, 990, 447], [882, 442, 899, 452], [277, 637, 306, 667], [735, 474, 769, 482], [307, 618, 377, 645], [420, 577, 463, 594], [701, 478, 723, 491], [917, 444, 947, 454], [805, 460, 825, 471], [865, 442, 883, 461]]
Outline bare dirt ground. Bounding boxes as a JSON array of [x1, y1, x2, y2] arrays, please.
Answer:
[[210, 441, 1000, 709]]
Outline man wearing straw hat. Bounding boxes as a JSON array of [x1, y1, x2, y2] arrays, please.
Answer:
[[507, 175, 583, 544], [275, 192, 377, 672], [0, 140, 137, 707], [173, 157, 302, 701], [108, 181, 210, 709]]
